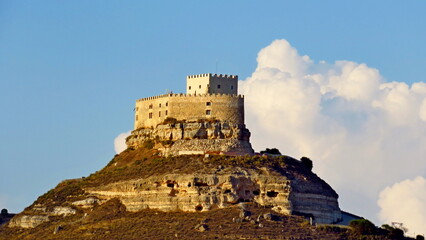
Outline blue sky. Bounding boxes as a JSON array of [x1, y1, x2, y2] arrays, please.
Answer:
[[1, 1, 426, 231]]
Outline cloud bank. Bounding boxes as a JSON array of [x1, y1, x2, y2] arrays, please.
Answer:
[[113, 131, 131, 154], [378, 176, 426, 235], [239, 39, 426, 230]]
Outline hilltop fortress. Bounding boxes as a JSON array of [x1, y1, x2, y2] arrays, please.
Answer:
[[4, 73, 344, 233], [126, 73, 254, 156]]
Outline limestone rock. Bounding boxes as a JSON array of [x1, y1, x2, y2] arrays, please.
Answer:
[[72, 197, 100, 208], [126, 120, 254, 156], [8, 215, 49, 228], [51, 206, 76, 216], [85, 167, 341, 224], [194, 223, 208, 232]]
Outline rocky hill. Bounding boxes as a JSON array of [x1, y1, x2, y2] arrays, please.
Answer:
[[0, 147, 414, 239], [127, 119, 254, 156]]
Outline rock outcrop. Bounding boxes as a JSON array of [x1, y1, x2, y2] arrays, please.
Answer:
[[85, 165, 340, 224], [126, 120, 254, 156], [8, 215, 50, 228], [6, 149, 342, 229]]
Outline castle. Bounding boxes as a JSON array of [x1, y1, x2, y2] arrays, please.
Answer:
[[5, 74, 344, 232], [126, 73, 254, 155]]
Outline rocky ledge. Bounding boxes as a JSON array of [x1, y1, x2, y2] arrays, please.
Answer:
[[87, 167, 341, 224], [126, 120, 254, 156]]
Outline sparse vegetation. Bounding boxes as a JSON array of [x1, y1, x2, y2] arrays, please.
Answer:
[[0, 147, 419, 240], [381, 224, 406, 239], [0, 203, 353, 240], [35, 179, 85, 206], [142, 139, 154, 149]]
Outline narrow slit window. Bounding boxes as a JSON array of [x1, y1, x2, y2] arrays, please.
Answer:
[[165, 110, 168, 116], [217, 84, 221, 89], [149, 113, 153, 119], [159, 111, 161, 117], [189, 86, 191, 90]]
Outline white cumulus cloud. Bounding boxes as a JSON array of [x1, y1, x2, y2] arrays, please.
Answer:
[[240, 39, 426, 222], [114, 131, 131, 154], [378, 176, 426, 236]]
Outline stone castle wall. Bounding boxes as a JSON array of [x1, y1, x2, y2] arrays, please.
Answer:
[[134, 93, 244, 129]]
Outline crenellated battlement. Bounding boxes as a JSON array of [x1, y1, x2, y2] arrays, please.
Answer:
[[186, 73, 238, 95], [136, 93, 244, 102], [186, 73, 238, 80]]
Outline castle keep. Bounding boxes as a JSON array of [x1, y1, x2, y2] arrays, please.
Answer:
[[127, 74, 254, 155]]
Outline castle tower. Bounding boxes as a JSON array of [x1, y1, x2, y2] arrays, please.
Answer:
[[127, 73, 253, 156], [186, 73, 238, 95]]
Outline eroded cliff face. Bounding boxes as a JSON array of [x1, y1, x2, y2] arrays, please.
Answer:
[[126, 121, 254, 156], [86, 167, 341, 224], [8, 157, 341, 229]]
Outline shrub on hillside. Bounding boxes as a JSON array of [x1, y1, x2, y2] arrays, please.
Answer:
[[349, 219, 377, 235], [1, 209, 8, 216], [381, 223, 406, 239], [300, 157, 313, 171], [260, 148, 281, 155]]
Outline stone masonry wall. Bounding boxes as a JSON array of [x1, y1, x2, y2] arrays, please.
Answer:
[[134, 94, 244, 129]]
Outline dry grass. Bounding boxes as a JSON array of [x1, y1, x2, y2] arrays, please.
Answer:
[[1, 203, 353, 240]]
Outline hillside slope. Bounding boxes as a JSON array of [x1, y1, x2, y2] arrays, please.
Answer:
[[0, 148, 412, 239]]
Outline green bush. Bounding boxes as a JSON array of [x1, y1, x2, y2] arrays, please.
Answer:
[[300, 157, 313, 171], [388, 228, 404, 239], [381, 224, 406, 239], [1, 209, 8, 216], [260, 148, 281, 155], [349, 219, 377, 235]]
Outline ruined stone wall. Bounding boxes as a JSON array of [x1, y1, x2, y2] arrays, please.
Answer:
[[134, 94, 244, 129]]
